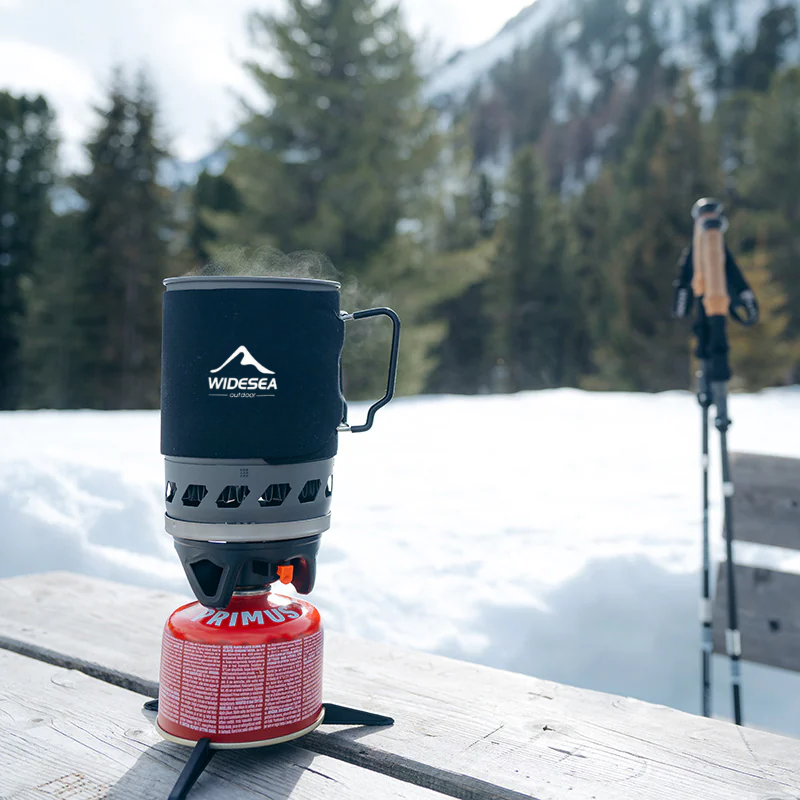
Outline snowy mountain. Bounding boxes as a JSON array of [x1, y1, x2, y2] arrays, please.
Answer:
[[426, 0, 570, 100], [146, 1, 800, 193], [429, 0, 799, 103], [427, 0, 800, 186]]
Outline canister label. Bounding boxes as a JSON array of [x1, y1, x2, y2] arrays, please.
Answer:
[[159, 628, 323, 738]]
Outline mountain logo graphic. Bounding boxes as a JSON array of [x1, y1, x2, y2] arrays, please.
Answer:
[[211, 346, 275, 375], [208, 346, 278, 397]]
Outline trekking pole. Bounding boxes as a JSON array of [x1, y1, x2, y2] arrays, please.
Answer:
[[701, 215, 744, 725], [676, 198, 757, 723], [712, 378, 743, 724], [690, 210, 714, 719], [697, 361, 713, 718]]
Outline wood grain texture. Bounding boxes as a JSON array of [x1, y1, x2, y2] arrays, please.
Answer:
[[0, 647, 441, 800], [730, 453, 800, 550], [3, 573, 800, 800], [714, 563, 800, 673]]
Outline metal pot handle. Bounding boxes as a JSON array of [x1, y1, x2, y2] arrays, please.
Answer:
[[339, 307, 401, 433]]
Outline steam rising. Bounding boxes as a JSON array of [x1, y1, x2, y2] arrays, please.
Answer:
[[193, 247, 341, 282], [188, 244, 387, 319]]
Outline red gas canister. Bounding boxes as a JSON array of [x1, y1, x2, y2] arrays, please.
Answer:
[[157, 590, 324, 748]]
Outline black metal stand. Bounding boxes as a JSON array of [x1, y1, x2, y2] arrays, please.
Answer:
[[168, 737, 213, 800], [321, 703, 394, 726], [144, 699, 394, 800]]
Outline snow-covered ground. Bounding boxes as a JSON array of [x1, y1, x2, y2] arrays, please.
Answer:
[[2, 389, 799, 736]]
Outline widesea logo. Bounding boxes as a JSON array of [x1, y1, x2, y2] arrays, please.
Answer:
[[208, 346, 278, 398]]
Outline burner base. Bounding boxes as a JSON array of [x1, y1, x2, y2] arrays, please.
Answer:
[[144, 699, 394, 800], [155, 708, 326, 749]]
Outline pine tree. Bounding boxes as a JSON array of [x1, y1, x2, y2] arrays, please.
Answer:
[[0, 92, 56, 409], [20, 211, 87, 408], [424, 184, 495, 395], [489, 31, 561, 150], [739, 68, 800, 352], [714, 89, 759, 178], [612, 88, 721, 391], [544, 193, 589, 387], [189, 168, 240, 266], [728, 246, 800, 390], [486, 147, 577, 391], [472, 172, 496, 240], [424, 278, 491, 394], [730, 6, 798, 92], [212, 0, 439, 280], [72, 69, 170, 409], [568, 168, 620, 385]]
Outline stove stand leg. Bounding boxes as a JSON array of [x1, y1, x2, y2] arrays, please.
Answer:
[[146, 697, 390, 799], [168, 738, 215, 800], [322, 703, 394, 727]]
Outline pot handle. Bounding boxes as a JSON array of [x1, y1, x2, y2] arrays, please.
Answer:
[[340, 307, 401, 433]]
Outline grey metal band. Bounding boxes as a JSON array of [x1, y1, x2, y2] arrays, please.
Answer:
[[165, 457, 334, 525], [163, 276, 340, 292], [165, 514, 331, 543]]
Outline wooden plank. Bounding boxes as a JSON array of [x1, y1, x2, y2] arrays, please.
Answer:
[[0, 574, 531, 800], [3, 573, 800, 800], [713, 563, 800, 673], [730, 452, 800, 550], [0, 648, 441, 800]]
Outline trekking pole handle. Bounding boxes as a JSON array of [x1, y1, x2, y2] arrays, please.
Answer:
[[701, 218, 730, 317]]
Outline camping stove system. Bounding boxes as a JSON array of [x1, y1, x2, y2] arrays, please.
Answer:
[[148, 276, 400, 799]]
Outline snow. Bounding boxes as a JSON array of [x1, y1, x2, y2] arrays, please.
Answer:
[[714, 0, 774, 60], [481, 131, 515, 187], [425, 0, 571, 100], [2, 389, 800, 737], [551, 47, 603, 122], [583, 153, 602, 183]]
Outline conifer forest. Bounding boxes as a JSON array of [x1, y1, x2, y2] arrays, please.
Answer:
[[3, 0, 800, 410]]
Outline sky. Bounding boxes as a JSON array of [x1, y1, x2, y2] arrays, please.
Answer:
[[0, 0, 533, 170]]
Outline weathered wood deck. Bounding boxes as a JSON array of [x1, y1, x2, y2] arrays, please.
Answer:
[[713, 452, 800, 672], [1, 572, 799, 799], [727, 453, 800, 550]]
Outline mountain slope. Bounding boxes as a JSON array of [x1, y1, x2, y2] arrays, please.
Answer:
[[429, 0, 798, 102], [427, 0, 800, 186], [426, 0, 569, 100]]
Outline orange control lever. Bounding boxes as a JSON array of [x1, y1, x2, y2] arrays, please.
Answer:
[[276, 564, 294, 585]]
